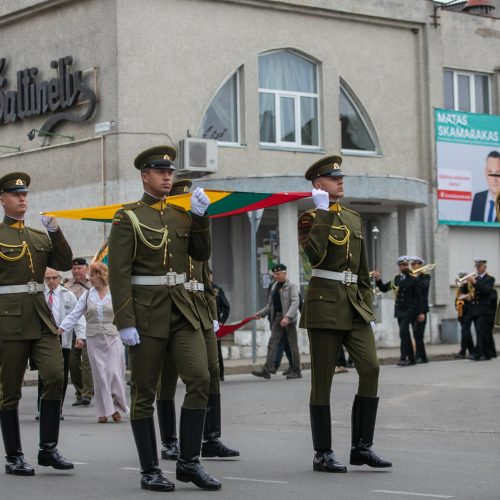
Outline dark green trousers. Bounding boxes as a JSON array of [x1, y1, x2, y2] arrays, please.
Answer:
[[309, 317, 379, 405], [69, 333, 93, 400], [129, 303, 211, 419], [0, 333, 64, 410], [157, 326, 220, 401]]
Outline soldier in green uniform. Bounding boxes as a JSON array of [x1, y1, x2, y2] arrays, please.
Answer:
[[108, 147, 221, 492], [0, 172, 74, 476], [298, 156, 391, 473], [156, 179, 239, 463]]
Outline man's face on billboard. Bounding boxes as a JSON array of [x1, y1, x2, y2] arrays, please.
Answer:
[[485, 156, 500, 196]]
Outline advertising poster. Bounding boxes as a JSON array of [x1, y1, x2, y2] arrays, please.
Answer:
[[435, 108, 500, 226]]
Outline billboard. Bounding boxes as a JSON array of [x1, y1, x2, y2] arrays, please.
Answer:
[[435, 108, 500, 226]]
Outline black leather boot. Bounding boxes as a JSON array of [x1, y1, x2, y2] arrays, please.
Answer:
[[37, 400, 73, 470], [157, 400, 179, 460], [202, 394, 239, 458], [310, 405, 347, 473], [130, 417, 175, 491], [350, 395, 392, 468], [176, 408, 221, 490], [0, 409, 34, 476]]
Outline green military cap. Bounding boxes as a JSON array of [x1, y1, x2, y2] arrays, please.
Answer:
[[271, 263, 287, 272], [305, 155, 344, 181], [134, 145, 177, 170], [170, 179, 192, 196], [0, 172, 30, 194]]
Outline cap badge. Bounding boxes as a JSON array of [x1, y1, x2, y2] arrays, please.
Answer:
[[333, 163, 340, 170], [163, 154, 171, 161], [183, 186, 188, 192], [15, 179, 24, 185]]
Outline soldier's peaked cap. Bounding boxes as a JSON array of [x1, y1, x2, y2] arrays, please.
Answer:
[[134, 145, 177, 170], [170, 179, 192, 196], [272, 263, 287, 272], [0, 172, 30, 194], [305, 155, 344, 181]]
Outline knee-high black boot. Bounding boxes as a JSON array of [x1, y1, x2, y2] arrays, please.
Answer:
[[156, 400, 179, 460], [310, 404, 347, 473], [176, 408, 221, 490], [130, 417, 175, 491], [37, 400, 73, 470], [202, 394, 239, 458], [350, 395, 392, 468], [0, 409, 34, 476]]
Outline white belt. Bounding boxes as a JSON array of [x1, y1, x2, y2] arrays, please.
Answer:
[[184, 280, 205, 292], [311, 269, 358, 285], [0, 282, 45, 295], [131, 272, 186, 286]]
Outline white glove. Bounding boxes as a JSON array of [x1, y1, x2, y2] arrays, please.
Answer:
[[311, 188, 329, 211], [119, 327, 140, 346], [370, 321, 376, 329], [213, 320, 220, 333], [40, 215, 59, 232], [190, 187, 210, 216]]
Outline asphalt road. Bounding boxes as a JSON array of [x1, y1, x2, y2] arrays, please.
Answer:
[[2, 358, 499, 500]]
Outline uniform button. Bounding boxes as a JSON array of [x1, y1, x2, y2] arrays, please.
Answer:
[[169, 253, 173, 257], [168, 239, 171, 242], [160, 211, 163, 215], [319, 295, 323, 299]]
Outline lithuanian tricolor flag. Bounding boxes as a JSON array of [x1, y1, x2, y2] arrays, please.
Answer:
[[41, 190, 310, 222]]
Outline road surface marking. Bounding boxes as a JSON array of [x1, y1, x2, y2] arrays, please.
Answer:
[[373, 490, 454, 498], [223, 476, 288, 484]]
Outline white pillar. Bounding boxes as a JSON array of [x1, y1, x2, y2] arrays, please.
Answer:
[[278, 203, 300, 286]]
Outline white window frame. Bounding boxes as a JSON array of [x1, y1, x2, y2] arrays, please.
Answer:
[[198, 69, 242, 147], [445, 69, 491, 114], [339, 82, 381, 156], [258, 51, 321, 150]]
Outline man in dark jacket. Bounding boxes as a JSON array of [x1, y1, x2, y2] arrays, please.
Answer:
[[374, 256, 425, 366], [410, 257, 430, 363]]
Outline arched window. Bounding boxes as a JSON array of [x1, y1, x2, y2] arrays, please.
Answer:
[[199, 69, 240, 144], [340, 80, 380, 154], [259, 50, 319, 148]]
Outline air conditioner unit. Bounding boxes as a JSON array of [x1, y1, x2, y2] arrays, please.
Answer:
[[178, 138, 218, 173]]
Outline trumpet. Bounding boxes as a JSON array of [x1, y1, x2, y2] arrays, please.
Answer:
[[410, 263, 436, 275], [455, 272, 476, 286]]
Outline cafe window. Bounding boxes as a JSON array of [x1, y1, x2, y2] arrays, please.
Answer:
[[199, 69, 241, 144], [340, 80, 380, 154], [259, 50, 319, 149]]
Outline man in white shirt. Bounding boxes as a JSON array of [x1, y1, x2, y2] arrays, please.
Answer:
[[36, 268, 86, 418]]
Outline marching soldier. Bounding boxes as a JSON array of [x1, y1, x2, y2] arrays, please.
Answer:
[[108, 146, 221, 492], [468, 258, 495, 361], [210, 272, 230, 380], [488, 170, 500, 329], [299, 155, 391, 474], [374, 256, 425, 366], [410, 257, 430, 363], [156, 179, 239, 463], [0, 172, 74, 476]]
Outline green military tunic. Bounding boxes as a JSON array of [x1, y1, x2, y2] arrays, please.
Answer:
[[157, 258, 220, 401], [108, 193, 212, 418], [298, 204, 379, 404], [0, 216, 73, 409]]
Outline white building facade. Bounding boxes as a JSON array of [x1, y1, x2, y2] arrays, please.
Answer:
[[1, 0, 499, 349]]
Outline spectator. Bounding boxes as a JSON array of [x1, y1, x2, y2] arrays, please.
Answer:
[[65, 257, 93, 406], [36, 268, 86, 420], [59, 262, 128, 423], [251, 264, 302, 380]]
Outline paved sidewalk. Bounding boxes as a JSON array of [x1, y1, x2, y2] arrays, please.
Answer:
[[22, 333, 499, 386]]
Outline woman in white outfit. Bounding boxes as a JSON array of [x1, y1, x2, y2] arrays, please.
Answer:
[[59, 262, 129, 423]]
